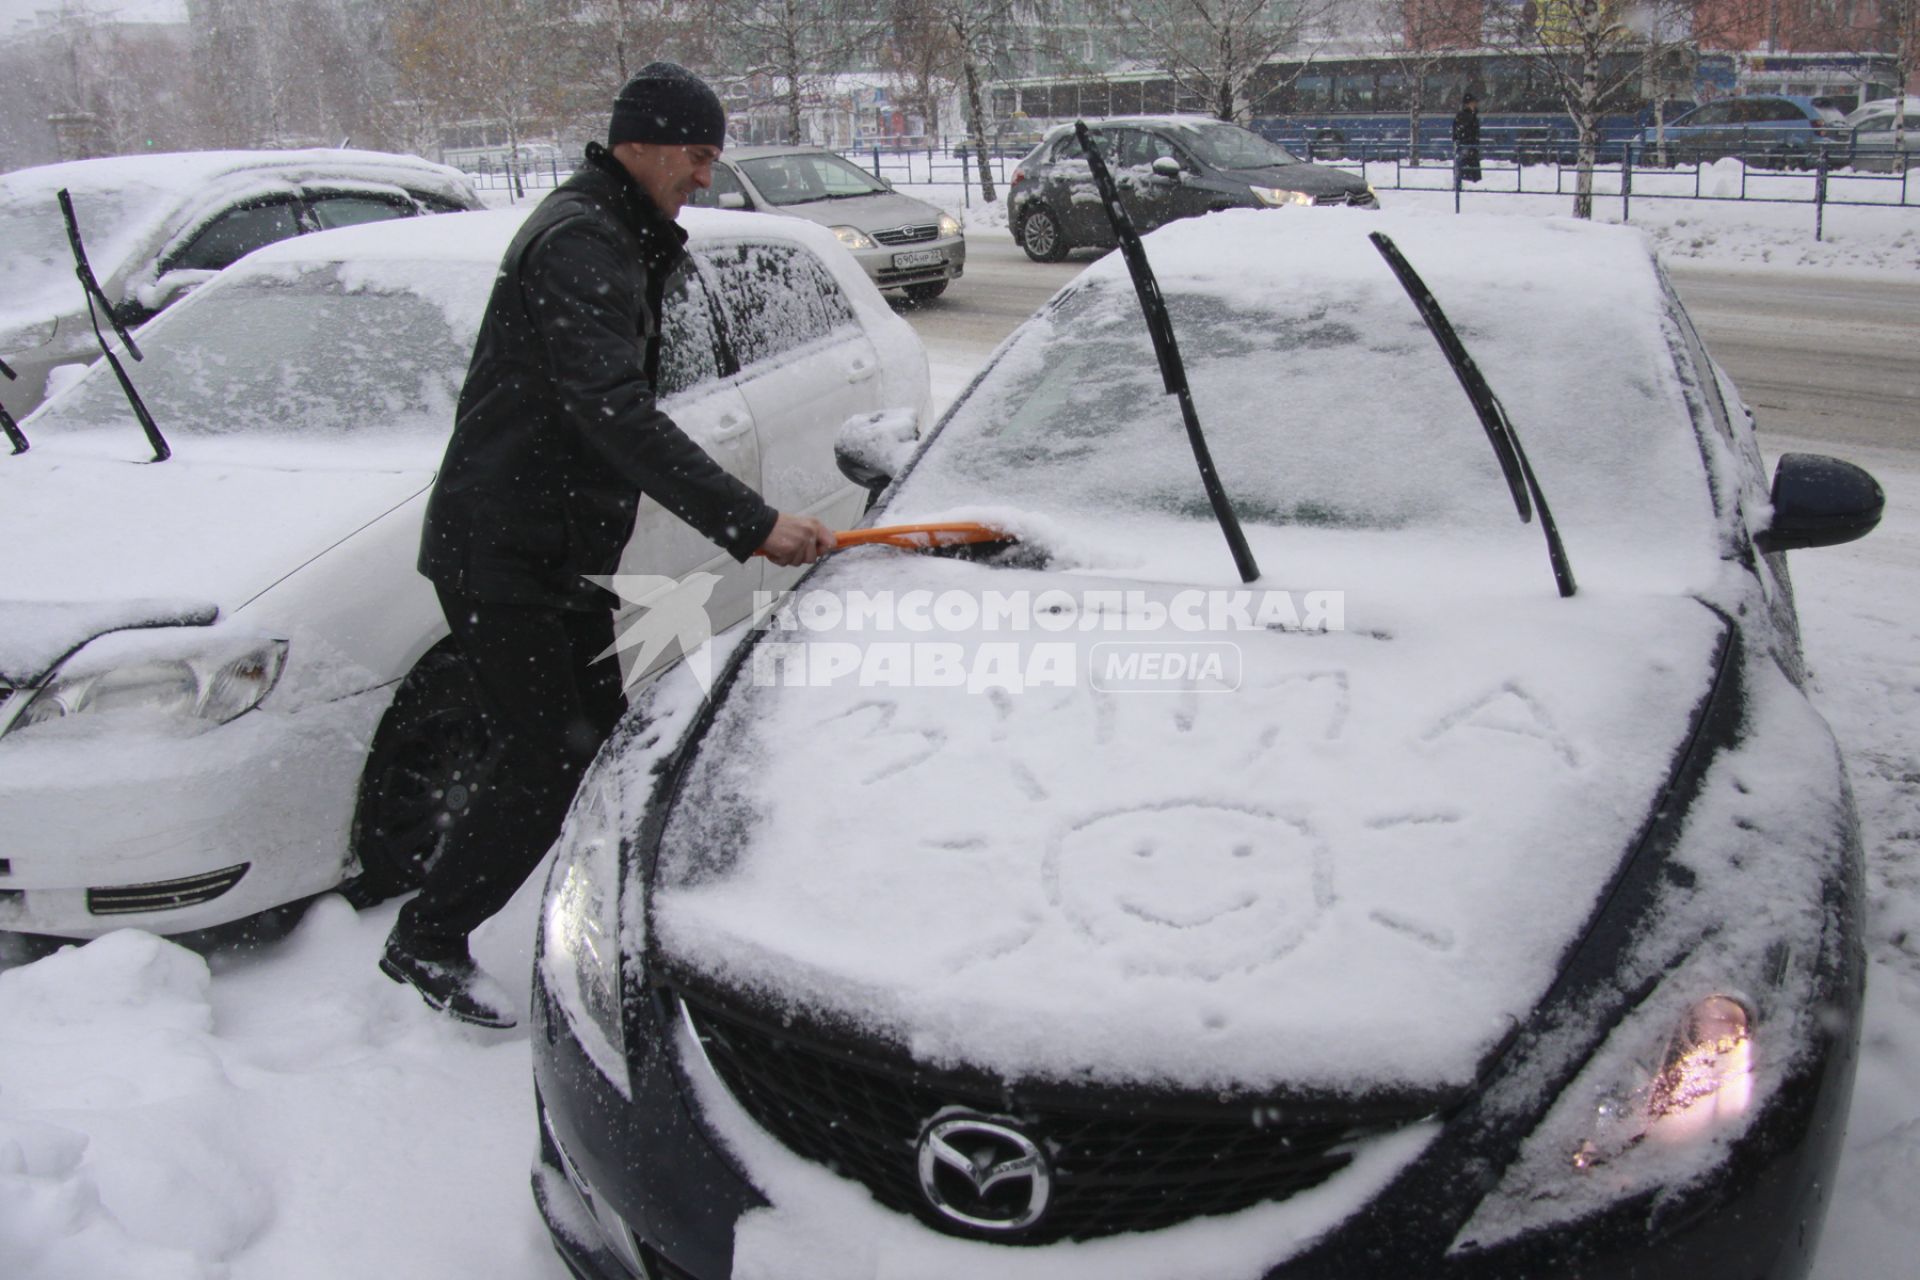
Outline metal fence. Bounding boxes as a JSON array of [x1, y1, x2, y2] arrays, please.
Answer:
[[1328, 143, 1916, 240], [459, 145, 1026, 203]]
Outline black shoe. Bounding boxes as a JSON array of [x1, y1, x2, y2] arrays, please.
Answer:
[[380, 933, 517, 1029]]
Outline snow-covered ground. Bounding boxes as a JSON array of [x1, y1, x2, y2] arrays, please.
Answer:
[[3, 192, 1917, 1278]]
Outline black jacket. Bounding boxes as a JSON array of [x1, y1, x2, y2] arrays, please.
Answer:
[[1452, 108, 1481, 150], [419, 142, 777, 609]]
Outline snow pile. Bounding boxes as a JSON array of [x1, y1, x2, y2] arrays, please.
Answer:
[[0, 899, 564, 1280]]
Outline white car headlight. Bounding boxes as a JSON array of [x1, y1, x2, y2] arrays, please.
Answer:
[[1453, 983, 1764, 1251], [831, 224, 877, 250], [11, 639, 288, 736], [540, 775, 631, 1098], [1251, 187, 1315, 207], [937, 213, 963, 238]]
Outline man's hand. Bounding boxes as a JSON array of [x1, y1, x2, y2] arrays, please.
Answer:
[[758, 511, 837, 566]]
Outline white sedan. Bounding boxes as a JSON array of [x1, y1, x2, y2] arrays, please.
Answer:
[[0, 207, 929, 939]]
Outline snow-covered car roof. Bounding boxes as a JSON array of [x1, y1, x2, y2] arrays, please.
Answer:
[[0, 149, 479, 333], [644, 209, 1753, 1096]]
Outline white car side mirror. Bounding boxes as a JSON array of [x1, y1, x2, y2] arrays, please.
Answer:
[[835, 407, 920, 505]]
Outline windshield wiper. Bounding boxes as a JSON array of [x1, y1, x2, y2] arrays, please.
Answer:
[[58, 188, 170, 462], [1369, 231, 1576, 598], [1075, 120, 1260, 583], [0, 356, 27, 453]]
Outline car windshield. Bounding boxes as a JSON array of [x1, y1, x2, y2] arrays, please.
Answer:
[[1177, 122, 1302, 169], [892, 249, 1718, 556], [737, 153, 886, 205], [29, 264, 467, 439]]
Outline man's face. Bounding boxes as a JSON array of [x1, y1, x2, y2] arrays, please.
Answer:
[[612, 142, 721, 218]]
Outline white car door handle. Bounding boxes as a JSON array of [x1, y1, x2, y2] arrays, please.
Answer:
[[711, 411, 752, 441], [846, 357, 876, 384]]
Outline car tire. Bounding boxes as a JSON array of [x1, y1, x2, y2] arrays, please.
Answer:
[[1019, 207, 1070, 262], [344, 645, 490, 905], [902, 280, 948, 303]]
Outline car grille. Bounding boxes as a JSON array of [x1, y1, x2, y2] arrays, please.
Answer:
[[679, 993, 1419, 1243], [87, 864, 249, 915], [1313, 191, 1365, 206], [873, 223, 940, 246]]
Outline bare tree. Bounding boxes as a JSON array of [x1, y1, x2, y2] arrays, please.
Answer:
[[886, 0, 963, 147], [708, 0, 885, 145], [1369, 0, 1483, 164], [909, 0, 1043, 201], [1091, 0, 1341, 125], [1489, 0, 1708, 219], [389, 0, 569, 190]]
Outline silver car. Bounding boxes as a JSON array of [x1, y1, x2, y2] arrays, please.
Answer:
[[1842, 107, 1920, 171], [691, 145, 965, 303], [0, 149, 482, 421]]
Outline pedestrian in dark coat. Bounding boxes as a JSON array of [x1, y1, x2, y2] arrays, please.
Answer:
[[380, 62, 835, 1027], [1453, 92, 1483, 184]]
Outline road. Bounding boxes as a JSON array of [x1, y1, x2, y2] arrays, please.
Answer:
[[900, 236, 1920, 455]]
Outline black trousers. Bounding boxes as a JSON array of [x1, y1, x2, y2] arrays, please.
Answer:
[[397, 586, 626, 947]]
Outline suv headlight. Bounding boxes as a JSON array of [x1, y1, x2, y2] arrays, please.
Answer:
[[1251, 186, 1315, 207], [831, 224, 877, 250], [540, 775, 631, 1098], [10, 639, 288, 736], [937, 213, 963, 238]]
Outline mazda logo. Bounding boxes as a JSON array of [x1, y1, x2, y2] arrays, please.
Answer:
[[915, 1113, 1052, 1231]]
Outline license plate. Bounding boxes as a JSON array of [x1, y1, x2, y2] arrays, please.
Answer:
[[892, 249, 946, 269]]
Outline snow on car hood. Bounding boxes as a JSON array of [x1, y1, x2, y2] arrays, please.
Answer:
[[651, 550, 1729, 1095], [0, 443, 432, 684]]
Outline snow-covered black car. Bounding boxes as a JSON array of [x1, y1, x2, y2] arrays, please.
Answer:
[[1009, 116, 1376, 263], [530, 209, 1879, 1279]]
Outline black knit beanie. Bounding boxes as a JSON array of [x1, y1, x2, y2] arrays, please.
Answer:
[[608, 62, 726, 148]]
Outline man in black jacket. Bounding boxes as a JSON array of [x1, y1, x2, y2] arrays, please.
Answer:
[[1453, 92, 1483, 184], [380, 63, 834, 1027]]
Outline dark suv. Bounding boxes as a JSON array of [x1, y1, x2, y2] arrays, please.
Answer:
[[1008, 115, 1376, 261]]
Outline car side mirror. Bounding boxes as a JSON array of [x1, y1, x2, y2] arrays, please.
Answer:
[[717, 191, 748, 210], [1151, 156, 1183, 179], [835, 407, 920, 509], [1754, 452, 1884, 552], [880, 176, 895, 191]]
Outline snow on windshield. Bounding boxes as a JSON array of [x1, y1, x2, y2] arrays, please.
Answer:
[[28, 262, 478, 440], [894, 208, 1722, 567]]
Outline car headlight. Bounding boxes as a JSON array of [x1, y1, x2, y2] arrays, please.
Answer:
[[10, 639, 288, 736], [1454, 983, 1764, 1250], [1250, 186, 1316, 207], [831, 224, 877, 250], [540, 775, 631, 1098], [937, 213, 963, 238]]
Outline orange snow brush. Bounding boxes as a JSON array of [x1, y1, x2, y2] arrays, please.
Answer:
[[755, 521, 1014, 555]]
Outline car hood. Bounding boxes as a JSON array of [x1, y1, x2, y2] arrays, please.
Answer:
[[0, 444, 433, 685], [769, 190, 949, 235], [649, 553, 1729, 1095], [1228, 163, 1370, 196]]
